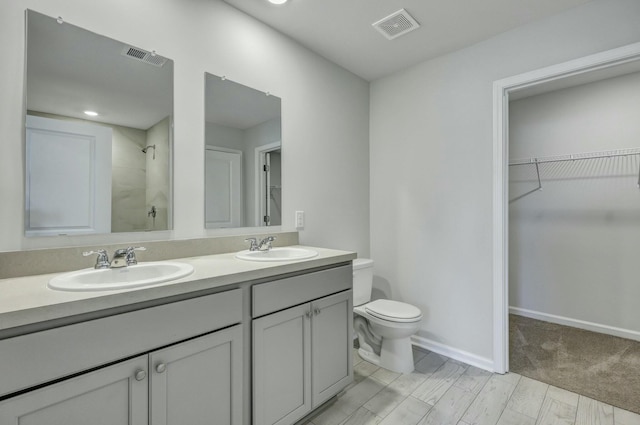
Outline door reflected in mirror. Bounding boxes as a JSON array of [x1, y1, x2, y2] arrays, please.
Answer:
[[204, 73, 282, 229], [25, 10, 173, 237]]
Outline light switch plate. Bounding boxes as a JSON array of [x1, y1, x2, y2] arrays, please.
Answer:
[[295, 211, 304, 229]]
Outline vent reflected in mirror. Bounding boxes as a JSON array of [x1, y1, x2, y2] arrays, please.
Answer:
[[25, 10, 173, 237]]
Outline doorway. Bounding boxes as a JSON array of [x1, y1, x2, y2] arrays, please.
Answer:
[[255, 142, 281, 227], [492, 41, 640, 374]]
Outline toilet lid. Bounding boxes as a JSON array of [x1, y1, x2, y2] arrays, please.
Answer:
[[365, 299, 422, 322]]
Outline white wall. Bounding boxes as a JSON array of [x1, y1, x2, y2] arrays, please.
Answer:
[[509, 71, 640, 335], [0, 0, 370, 256], [370, 0, 640, 366], [205, 122, 244, 152]]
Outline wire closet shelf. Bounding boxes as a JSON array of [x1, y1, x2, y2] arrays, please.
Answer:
[[508, 147, 640, 203]]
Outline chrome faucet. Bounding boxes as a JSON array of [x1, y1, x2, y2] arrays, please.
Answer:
[[245, 236, 276, 251], [83, 249, 110, 269], [110, 246, 146, 268], [257, 236, 276, 251]]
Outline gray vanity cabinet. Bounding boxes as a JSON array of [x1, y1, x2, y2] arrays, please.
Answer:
[[252, 264, 353, 425], [0, 355, 149, 425], [0, 325, 242, 425], [0, 289, 243, 425], [310, 291, 353, 407], [253, 303, 312, 425], [150, 325, 243, 425]]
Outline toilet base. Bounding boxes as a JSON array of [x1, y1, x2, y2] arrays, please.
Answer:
[[358, 336, 415, 374]]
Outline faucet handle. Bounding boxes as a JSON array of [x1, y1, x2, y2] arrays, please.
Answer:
[[258, 236, 276, 251], [125, 246, 146, 266], [245, 238, 259, 251], [83, 249, 110, 269]]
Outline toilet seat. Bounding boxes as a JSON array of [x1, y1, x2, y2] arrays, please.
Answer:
[[364, 299, 422, 323]]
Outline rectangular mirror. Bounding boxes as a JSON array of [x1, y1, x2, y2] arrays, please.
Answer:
[[204, 73, 282, 229], [25, 10, 173, 237]]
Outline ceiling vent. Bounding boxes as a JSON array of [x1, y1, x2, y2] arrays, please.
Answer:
[[121, 46, 168, 67], [372, 9, 420, 40]]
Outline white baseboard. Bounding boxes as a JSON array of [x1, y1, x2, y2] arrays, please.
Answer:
[[509, 307, 640, 342], [411, 335, 495, 373]]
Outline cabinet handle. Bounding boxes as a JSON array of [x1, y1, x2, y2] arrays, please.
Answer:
[[134, 369, 147, 381], [156, 363, 167, 373], [314, 308, 321, 315], [305, 311, 311, 319]]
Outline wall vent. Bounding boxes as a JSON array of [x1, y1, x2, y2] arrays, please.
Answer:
[[121, 46, 168, 67], [372, 9, 420, 40]]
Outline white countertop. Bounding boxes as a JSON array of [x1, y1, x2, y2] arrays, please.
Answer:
[[0, 245, 356, 332]]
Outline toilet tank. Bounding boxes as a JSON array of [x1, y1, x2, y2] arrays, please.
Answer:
[[352, 258, 374, 306]]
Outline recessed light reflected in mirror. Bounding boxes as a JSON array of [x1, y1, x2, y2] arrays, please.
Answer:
[[25, 10, 174, 237], [268, 0, 288, 4]]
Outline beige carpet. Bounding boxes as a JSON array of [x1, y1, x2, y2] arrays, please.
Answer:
[[509, 314, 640, 414]]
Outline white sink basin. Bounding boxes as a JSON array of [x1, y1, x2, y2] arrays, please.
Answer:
[[48, 262, 194, 292], [235, 247, 318, 262]]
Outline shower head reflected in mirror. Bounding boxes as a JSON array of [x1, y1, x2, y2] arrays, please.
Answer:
[[142, 144, 156, 160]]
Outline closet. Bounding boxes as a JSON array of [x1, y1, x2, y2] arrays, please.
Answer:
[[508, 69, 640, 336], [507, 69, 640, 413]]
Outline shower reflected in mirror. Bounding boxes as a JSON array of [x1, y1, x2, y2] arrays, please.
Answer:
[[25, 10, 173, 236]]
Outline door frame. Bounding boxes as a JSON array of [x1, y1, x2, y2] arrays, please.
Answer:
[[492, 41, 640, 374], [254, 141, 281, 227]]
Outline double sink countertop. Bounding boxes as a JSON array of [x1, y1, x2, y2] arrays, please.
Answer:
[[0, 245, 356, 333]]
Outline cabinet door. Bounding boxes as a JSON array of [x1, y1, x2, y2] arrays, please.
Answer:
[[311, 290, 353, 407], [253, 303, 311, 425], [149, 324, 243, 425], [0, 355, 148, 425]]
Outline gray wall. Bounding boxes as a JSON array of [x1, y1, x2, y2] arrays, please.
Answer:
[[370, 0, 640, 364], [509, 71, 640, 335], [0, 0, 370, 257]]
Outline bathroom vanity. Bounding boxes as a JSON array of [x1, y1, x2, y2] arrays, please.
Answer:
[[252, 264, 352, 425], [0, 246, 355, 425]]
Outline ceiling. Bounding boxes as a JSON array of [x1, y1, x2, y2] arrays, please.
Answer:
[[223, 0, 595, 81]]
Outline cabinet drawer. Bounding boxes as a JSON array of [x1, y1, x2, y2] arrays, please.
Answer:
[[252, 264, 351, 318], [0, 288, 242, 398]]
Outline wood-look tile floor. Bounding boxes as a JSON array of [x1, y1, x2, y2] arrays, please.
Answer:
[[302, 348, 640, 425]]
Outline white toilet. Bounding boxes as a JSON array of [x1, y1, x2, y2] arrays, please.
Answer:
[[352, 258, 422, 374]]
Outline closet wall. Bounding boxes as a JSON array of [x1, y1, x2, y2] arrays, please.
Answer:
[[509, 70, 640, 339]]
